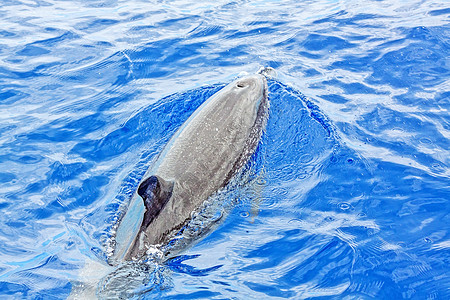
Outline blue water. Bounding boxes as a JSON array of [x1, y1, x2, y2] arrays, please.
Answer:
[[0, 0, 449, 299]]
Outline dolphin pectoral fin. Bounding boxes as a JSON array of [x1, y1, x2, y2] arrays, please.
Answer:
[[250, 167, 266, 223], [138, 175, 174, 230]]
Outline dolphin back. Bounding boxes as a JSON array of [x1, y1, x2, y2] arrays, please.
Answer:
[[114, 74, 269, 262]]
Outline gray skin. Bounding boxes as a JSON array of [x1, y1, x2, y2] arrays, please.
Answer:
[[111, 74, 268, 263]]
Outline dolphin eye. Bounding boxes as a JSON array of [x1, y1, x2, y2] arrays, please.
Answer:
[[236, 82, 245, 88]]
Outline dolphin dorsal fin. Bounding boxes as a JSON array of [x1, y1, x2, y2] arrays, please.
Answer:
[[138, 175, 174, 229]]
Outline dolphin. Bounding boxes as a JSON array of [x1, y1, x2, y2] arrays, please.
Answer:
[[111, 74, 269, 263]]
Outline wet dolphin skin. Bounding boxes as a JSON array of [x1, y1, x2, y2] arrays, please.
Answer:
[[112, 74, 269, 262]]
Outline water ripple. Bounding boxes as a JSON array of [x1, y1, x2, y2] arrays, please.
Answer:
[[0, 0, 449, 299]]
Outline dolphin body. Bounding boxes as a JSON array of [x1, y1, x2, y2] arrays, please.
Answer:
[[111, 74, 269, 263]]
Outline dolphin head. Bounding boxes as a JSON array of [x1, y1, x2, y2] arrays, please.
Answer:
[[232, 74, 268, 110]]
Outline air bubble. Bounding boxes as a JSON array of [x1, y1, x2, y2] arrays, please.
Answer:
[[339, 202, 351, 210], [419, 137, 432, 144], [299, 153, 313, 163], [240, 211, 250, 218]]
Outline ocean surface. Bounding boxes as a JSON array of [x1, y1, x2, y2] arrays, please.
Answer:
[[0, 0, 449, 299]]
